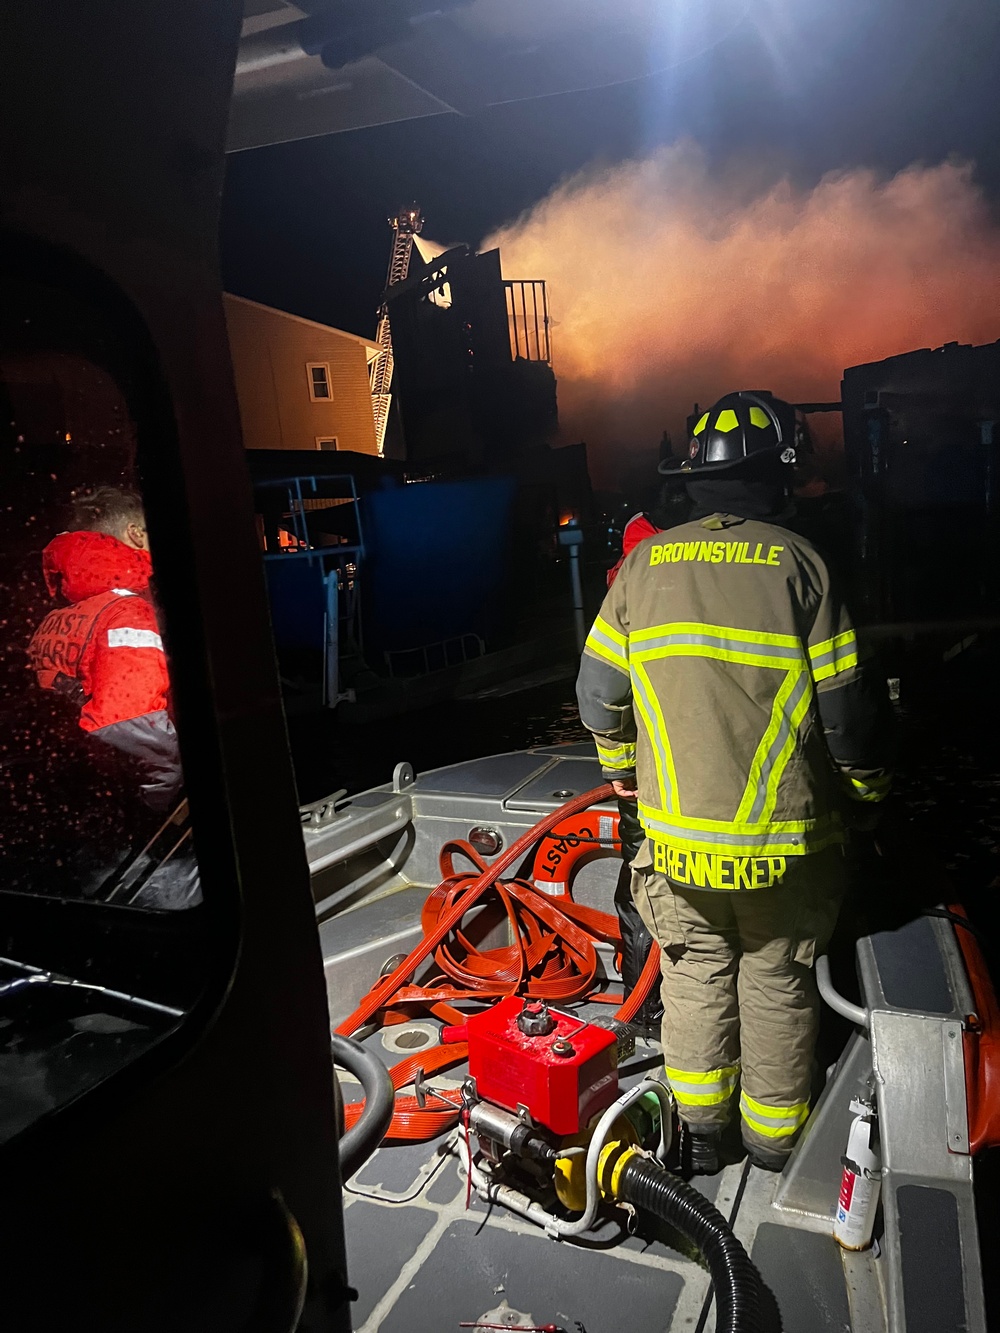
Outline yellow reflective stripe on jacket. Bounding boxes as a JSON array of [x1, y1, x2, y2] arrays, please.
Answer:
[[585, 616, 629, 674], [739, 1092, 810, 1139], [595, 740, 636, 771], [627, 621, 806, 817], [631, 661, 679, 813], [639, 804, 842, 859], [734, 667, 813, 825], [631, 621, 802, 652], [849, 773, 892, 802], [809, 630, 858, 682], [631, 621, 805, 672], [665, 1064, 740, 1107]]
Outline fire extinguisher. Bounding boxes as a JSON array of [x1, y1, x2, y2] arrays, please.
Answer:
[[834, 1096, 881, 1251]]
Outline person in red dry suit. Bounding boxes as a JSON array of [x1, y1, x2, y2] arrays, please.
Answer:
[[28, 488, 200, 908], [608, 512, 668, 1034]]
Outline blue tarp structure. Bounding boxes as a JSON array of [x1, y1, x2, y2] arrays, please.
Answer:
[[265, 557, 327, 651], [360, 476, 516, 654]]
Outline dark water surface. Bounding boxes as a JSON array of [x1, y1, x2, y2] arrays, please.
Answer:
[[288, 645, 1000, 938], [288, 677, 589, 806]]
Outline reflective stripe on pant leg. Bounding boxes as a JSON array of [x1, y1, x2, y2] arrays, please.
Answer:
[[734, 851, 846, 1149], [665, 1064, 740, 1108], [631, 865, 741, 1128], [740, 1091, 810, 1140]]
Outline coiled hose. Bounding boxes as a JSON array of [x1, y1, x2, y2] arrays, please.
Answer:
[[330, 1033, 395, 1179], [616, 1156, 763, 1333], [334, 785, 663, 1144]]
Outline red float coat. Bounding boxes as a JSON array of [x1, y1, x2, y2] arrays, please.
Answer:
[[606, 512, 662, 588], [28, 530, 169, 731]]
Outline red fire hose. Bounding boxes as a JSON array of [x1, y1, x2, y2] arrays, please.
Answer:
[[337, 785, 661, 1143]]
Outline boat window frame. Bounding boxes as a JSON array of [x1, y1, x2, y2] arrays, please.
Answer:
[[0, 229, 245, 1131]]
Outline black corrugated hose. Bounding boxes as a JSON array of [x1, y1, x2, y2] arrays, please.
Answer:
[[330, 1034, 395, 1179], [616, 1156, 763, 1333]]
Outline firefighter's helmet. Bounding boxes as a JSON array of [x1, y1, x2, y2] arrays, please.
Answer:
[[660, 391, 798, 475]]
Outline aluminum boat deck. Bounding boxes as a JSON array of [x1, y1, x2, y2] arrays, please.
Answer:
[[306, 744, 987, 1333]]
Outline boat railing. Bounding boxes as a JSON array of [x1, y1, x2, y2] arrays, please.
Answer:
[[383, 633, 486, 678]]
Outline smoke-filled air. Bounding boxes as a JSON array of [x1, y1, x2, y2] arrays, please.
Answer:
[[485, 145, 1000, 486]]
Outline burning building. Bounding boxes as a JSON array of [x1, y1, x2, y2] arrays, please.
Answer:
[[383, 235, 558, 469]]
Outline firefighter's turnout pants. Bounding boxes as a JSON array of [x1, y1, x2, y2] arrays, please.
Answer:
[[631, 841, 845, 1153]]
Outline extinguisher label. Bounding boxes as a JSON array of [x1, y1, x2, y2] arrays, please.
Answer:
[[838, 1169, 856, 1214], [835, 1167, 877, 1249]]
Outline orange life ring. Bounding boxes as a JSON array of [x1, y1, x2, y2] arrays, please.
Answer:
[[529, 809, 621, 897]]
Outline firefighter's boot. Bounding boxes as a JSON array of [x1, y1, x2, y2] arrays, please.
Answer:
[[744, 1141, 791, 1173], [682, 1124, 723, 1176]]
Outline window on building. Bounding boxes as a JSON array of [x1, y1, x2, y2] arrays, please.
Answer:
[[316, 437, 339, 451], [307, 362, 331, 401]]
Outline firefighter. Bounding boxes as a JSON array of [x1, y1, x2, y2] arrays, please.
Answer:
[[28, 487, 200, 907], [577, 392, 893, 1173]]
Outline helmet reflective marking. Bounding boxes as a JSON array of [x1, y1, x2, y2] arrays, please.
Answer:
[[714, 409, 739, 432], [661, 389, 797, 475]]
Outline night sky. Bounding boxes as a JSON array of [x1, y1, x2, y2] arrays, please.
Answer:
[[221, 0, 1000, 353]]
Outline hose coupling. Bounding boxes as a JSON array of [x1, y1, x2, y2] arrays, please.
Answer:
[[597, 1140, 644, 1200]]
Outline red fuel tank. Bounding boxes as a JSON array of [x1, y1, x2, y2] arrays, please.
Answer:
[[466, 997, 618, 1136]]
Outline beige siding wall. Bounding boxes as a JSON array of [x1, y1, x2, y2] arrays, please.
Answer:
[[223, 294, 378, 455]]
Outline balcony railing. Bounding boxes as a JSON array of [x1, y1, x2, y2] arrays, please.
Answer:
[[504, 279, 550, 363]]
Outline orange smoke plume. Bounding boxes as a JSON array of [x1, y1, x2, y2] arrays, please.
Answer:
[[486, 146, 1000, 486]]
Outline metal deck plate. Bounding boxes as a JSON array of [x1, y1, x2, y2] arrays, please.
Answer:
[[412, 754, 553, 797], [313, 750, 990, 1332], [752, 1224, 852, 1333], [868, 917, 954, 1016], [896, 1185, 966, 1333], [371, 1216, 685, 1333], [506, 758, 607, 811]]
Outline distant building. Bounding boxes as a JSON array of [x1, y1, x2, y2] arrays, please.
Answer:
[[223, 294, 380, 455], [842, 338, 1000, 626]]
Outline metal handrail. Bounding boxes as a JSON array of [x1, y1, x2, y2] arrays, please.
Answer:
[[816, 954, 869, 1029], [305, 804, 412, 875]]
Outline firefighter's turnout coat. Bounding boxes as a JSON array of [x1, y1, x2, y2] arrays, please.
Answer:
[[577, 511, 892, 1150], [28, 530, 182, 811]]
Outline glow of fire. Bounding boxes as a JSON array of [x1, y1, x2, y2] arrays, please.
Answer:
[[487, 146, 1000, 484]]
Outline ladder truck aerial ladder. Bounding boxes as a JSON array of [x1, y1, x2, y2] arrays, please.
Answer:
[[370, 203, 423, 455]]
